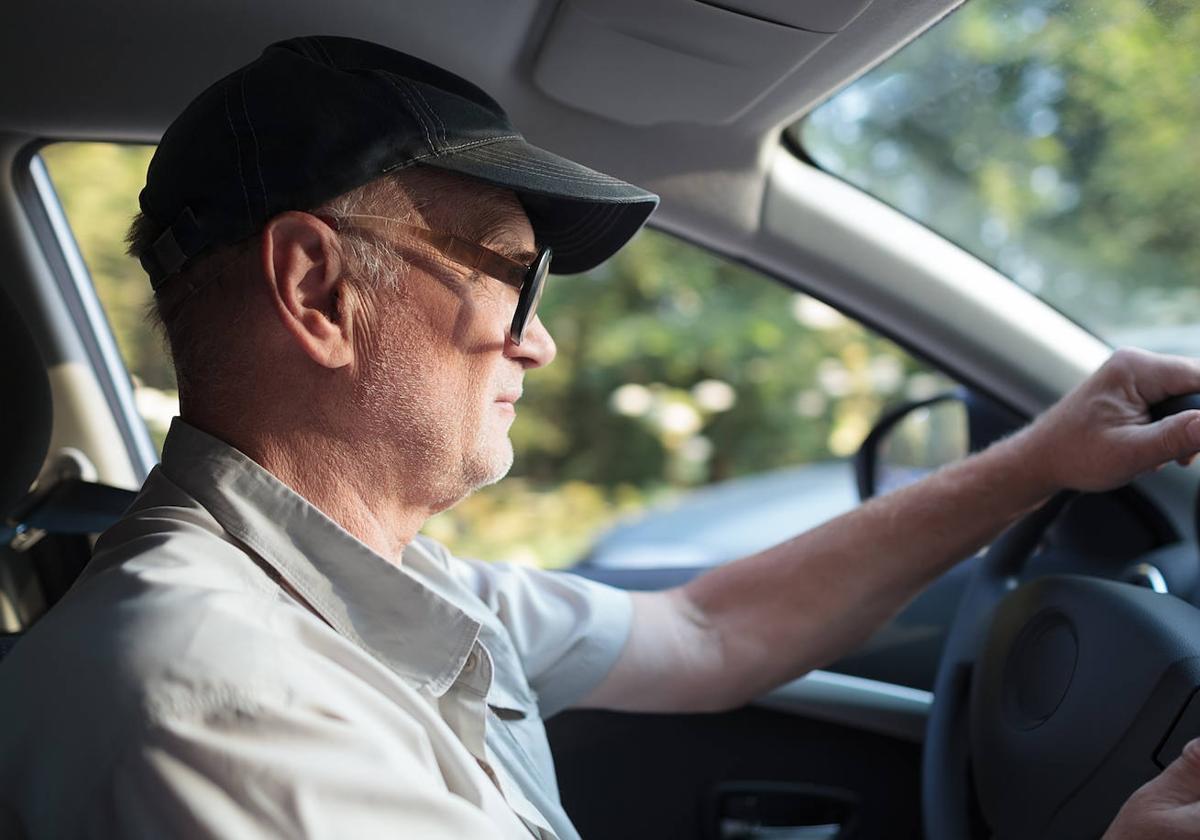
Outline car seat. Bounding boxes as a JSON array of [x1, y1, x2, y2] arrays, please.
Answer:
[[0, 284, 135, 660]]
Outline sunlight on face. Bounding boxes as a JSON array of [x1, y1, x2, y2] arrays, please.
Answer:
[[350, 172, 548, 511]]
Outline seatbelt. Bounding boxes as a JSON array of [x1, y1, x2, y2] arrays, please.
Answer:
[[6, 477, 136, 541], [3, 449, 137, 550], [0, 456, 137, 660]]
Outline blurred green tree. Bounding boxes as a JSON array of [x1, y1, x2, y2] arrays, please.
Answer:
[[41, 144, 168, 388], [801, 0, 1200, 338]]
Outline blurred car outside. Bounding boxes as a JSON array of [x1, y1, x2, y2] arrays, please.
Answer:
[[574, 460, 858, 570]]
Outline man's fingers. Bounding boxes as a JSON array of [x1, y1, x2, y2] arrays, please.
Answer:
[[1137, 410, 1200, 466], [1102, 739, 1200, 839], [1147, 739, 1200, 805], [1110, 348, 1200, 406]]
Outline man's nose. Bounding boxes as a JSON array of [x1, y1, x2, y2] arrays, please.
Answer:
[[507, 315, 557, 369]]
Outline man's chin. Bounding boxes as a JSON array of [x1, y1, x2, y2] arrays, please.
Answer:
[[416, 433, 515, 515], [464, 441, 514, 492]]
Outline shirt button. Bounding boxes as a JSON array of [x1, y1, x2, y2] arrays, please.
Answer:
[[464, 649, 480, 673]]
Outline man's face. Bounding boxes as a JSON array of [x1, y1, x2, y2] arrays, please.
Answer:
[[350, 176, 557, 510]]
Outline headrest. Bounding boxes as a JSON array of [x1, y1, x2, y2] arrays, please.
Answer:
[[0, 285, 52, 518]]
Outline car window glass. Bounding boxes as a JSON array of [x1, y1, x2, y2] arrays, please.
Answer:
[[39, 141, 951, 572], [40, 143, 174, 451], [794, 0, 1200, 354]]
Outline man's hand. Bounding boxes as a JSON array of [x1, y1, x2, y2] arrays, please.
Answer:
[[1017, 348, 1200, 493], [1104, 740, 1200, 840]]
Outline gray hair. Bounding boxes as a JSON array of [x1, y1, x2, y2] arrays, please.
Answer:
[[126, 167, 445, 408]]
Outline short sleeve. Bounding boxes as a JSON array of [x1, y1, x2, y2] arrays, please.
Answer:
[[455, 559, 634, 718]]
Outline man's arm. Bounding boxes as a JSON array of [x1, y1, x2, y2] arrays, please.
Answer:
[[582, 348, 1200, 713]]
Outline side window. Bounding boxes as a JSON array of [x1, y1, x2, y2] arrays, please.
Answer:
[[423, 229, 952, 570], [39, 141, 953, 572], [39, 143, 174, 452]]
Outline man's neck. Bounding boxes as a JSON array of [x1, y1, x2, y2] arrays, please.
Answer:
[[197, 421, 431, 565]]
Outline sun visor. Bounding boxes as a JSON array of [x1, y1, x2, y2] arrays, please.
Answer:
[[710, 0, 874, 33], [533, 0, 874, 126]]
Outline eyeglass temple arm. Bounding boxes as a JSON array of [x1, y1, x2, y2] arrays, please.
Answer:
[[429, 232, 528, 289], [319, 213, 528, 289]]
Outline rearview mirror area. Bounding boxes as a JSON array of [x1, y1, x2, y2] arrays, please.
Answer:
[[876, 398, 968, 496], [856, 392, 967, 500], [855, 389, 1025, 500]]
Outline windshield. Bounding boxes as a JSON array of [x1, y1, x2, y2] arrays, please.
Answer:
[[796, 0, 1200, 355]]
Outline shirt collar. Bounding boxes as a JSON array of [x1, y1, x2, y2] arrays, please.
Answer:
[[157, 418, 481, 697]]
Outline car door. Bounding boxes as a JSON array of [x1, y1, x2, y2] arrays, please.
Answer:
[[546, 400, 1002, 840]]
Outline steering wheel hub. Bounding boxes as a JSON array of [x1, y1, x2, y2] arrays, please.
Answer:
[[1004, 611, 1077, 729], [923, 490, 1200, 840], [965, 576, 1200, 837]]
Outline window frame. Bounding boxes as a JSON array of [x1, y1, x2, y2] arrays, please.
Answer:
[[14, 141, 159, 480]]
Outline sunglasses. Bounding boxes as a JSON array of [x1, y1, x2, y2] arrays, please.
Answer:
[[318, 213, 552, 345]]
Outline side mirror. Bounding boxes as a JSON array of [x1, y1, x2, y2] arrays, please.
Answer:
[[855, 390, 969, 500]]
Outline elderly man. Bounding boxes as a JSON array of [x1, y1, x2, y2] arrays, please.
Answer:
[[0, 34, 1198, 839]]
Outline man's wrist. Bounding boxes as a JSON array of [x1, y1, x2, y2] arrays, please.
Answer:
[[978, 424, 1063, 509]]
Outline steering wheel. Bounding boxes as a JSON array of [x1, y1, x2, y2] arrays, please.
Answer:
[[923, 395, 1200, 840]]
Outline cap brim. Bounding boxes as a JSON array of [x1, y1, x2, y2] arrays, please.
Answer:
[[424, 137, 659, 275]]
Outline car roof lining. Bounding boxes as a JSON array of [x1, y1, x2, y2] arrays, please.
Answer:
[[0, 0, 962, 242]]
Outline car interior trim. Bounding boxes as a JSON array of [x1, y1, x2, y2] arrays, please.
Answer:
[[0, 137, 139, 490], [534, 0, 834, 126], [757, 151, 1200, 538], [22, 154, 157, 481], [762, 152, 1109, 417], [755, 668, 932, 743]]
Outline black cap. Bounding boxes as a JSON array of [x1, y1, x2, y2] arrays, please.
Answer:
[[138, 35, 659, 288]]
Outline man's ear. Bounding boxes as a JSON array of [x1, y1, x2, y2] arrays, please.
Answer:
[[260, 211, 354, 369]]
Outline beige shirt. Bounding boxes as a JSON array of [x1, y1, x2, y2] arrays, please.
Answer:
[[0, 420, 633, 839]]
